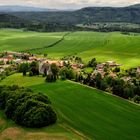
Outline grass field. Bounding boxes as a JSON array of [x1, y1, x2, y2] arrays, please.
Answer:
[[0, 29, 140, 68], [41, 32, 140, 68], [0, 73, 140, 140], [0, 29, 64, 52]]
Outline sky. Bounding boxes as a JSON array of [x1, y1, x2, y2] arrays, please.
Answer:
[[0, 0, 140, 9]]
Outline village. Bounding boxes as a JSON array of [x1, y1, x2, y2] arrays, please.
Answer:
[[0, 51, 140, 81], [0, 51, 84, 75]]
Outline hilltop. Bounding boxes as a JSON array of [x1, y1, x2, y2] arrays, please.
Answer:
[[10, 4, 140, 24]]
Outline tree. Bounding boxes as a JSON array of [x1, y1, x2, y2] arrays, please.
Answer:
[[60, 67, 75, 80], [51, 63, 59, 79], [60, 68, 66, 80], [30, 61, 39, 76], [75, 72, 84, 82], [18, 63, 29, 76], [75, 57, 82, 63], [95, 73, 102, 89], [123, 86, 134, 99], [88, 58, 97, 68], [111, 78, 125, 97], [0, 85, 57, 128], [100, 79, 108, 91], [113, 67, 120, 73], [46, 73, 56, 82]]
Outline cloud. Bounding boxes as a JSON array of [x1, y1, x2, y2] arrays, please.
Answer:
[[0, 0, 139, 9]]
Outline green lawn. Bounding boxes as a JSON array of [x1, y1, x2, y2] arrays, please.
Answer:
[[0, 73, 140, 140], [0, 29, 140, 68]]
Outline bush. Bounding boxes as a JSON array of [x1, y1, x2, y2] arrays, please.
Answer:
[[0, 85, 57, 128], [29, 71, 33, 76], [133, 95, 140, 103]]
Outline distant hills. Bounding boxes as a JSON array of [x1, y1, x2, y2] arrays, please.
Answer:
[[6, 4, 139, 24], [0, 4, 140, 32], [0, 5, 59, 12]]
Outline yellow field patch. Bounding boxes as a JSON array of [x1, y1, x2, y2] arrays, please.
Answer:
[[24, 132, 68, 140], [0, 127, 23, 140], [0, 127, 73, 140]]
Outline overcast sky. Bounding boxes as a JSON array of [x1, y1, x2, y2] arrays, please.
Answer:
[[0, 0, 140, 9]]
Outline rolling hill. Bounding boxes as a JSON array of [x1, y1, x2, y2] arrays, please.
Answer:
[[0, 29, 139, 68], [39, 31, 140, 68]]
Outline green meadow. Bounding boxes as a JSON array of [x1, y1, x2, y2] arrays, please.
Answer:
[[41, 31, 140, 68], [0, 73, 140, 140], [0, 29, 64, 52], [0, 29, 140, 68]]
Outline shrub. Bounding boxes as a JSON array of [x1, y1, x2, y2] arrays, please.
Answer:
[[29, 71, 33, 76], [133, 95, 140, 103]]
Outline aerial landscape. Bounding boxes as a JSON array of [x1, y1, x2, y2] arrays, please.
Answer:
[[0, 0, 140, 140]]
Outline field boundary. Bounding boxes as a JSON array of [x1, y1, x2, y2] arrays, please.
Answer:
[[59, 123, 91, 140], [21, 32, 71, 53], [68, 80, 140, 107]]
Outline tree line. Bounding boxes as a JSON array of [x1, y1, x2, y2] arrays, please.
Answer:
[[18, 58, 140, 103]]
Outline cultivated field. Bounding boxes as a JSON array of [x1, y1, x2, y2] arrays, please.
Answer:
[[0, 73, 140, 140], [0, 29, 140, 68], [41, 32, 140, 68]]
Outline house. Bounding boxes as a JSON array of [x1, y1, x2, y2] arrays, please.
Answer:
[[28, 56, 37, 61], [0, 67, 4, 73], [121, 77, 132, 82], [39, 60, 65, 75], [39, 61, 51, 75], [5, 51, 30, 58], [106, 61, 122, 67], [109, 72, 117, 78], [0, 58, 11, 64], [96, 63, 105, 71], [79, 64, 85, 69], [13, 59, 23, 64], [92, 69, 105, 78], [71, 64, 78, 69], [96, 61, 122, 71]]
